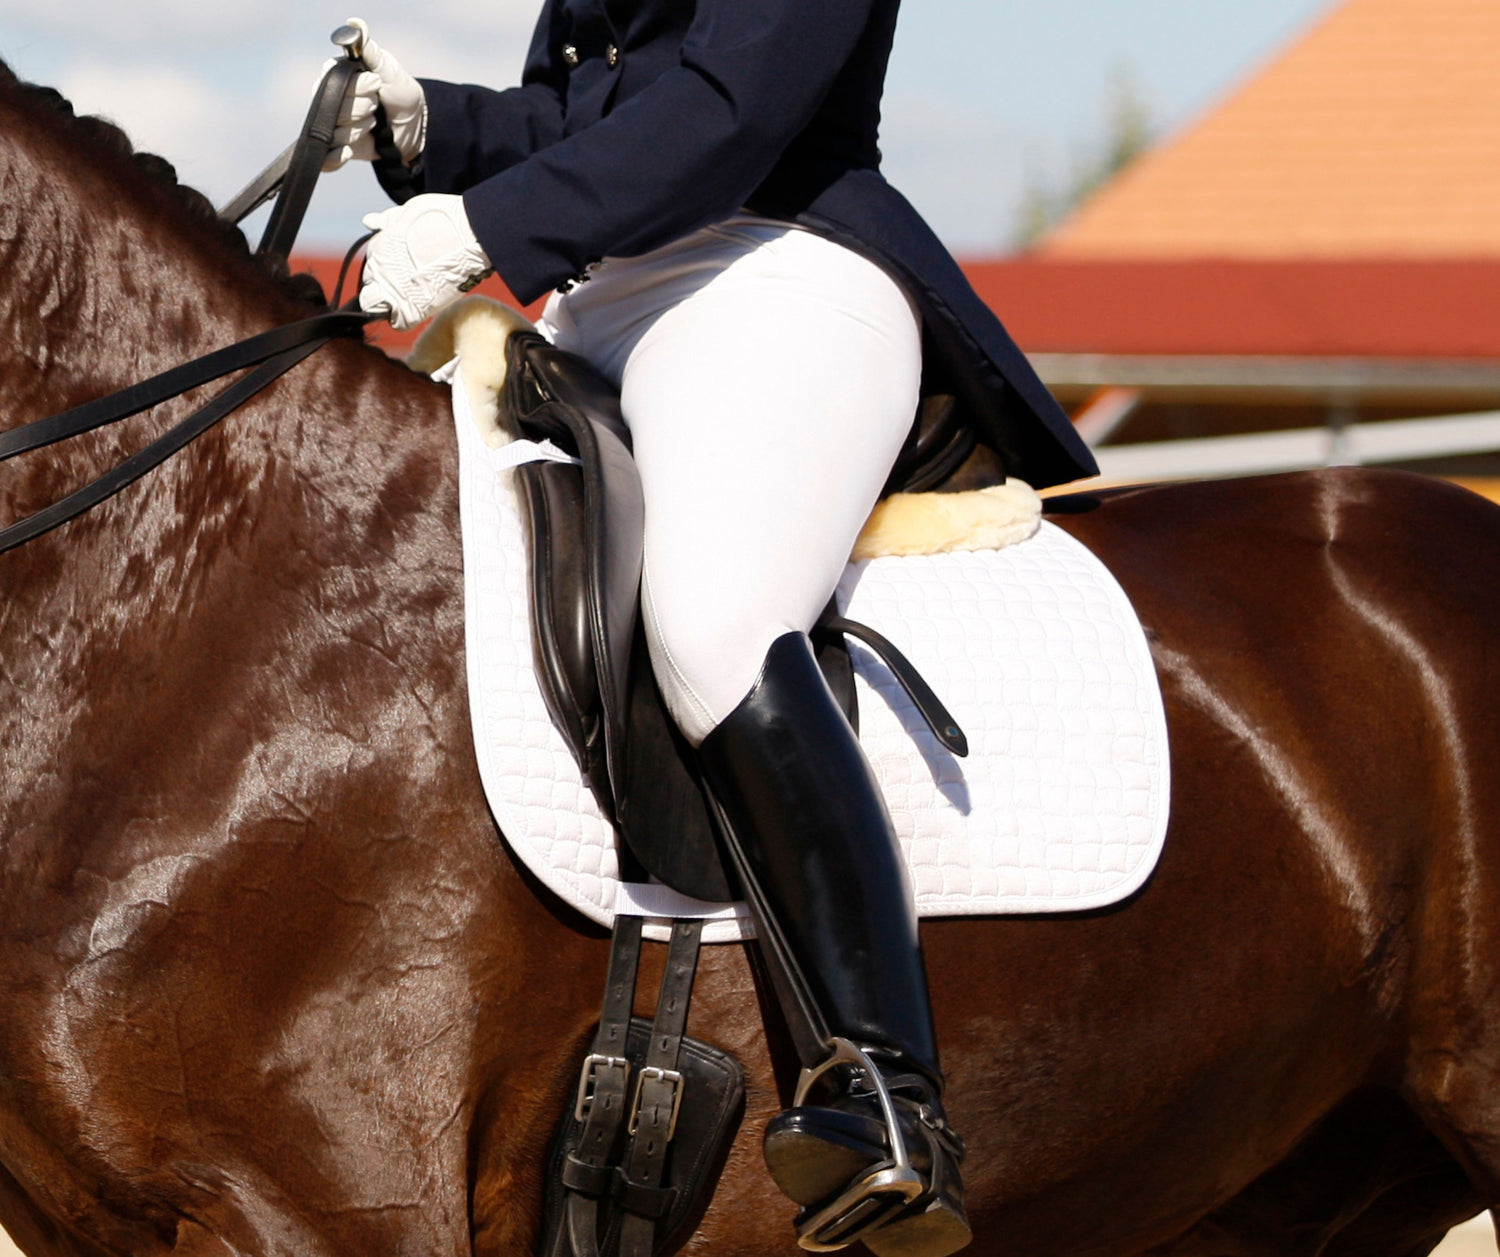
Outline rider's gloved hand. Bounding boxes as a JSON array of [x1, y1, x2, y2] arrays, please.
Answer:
[[321, 17, 427, 172], [359, 193, 493, 330]]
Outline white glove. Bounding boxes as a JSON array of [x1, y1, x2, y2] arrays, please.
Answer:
[[360, 194, 493, 330], [321, 17, 427, 172]]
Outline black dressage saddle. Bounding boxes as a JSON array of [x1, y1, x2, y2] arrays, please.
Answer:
[[498, 331, 973, 905]]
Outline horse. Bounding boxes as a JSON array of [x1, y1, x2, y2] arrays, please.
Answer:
[[3, 60, 1500, 1257]]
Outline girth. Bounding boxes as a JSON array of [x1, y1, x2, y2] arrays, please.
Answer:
[[540, 916, 745, 1257]]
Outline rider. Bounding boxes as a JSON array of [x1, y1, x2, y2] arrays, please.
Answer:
[[336, 5, 1097, 1253]]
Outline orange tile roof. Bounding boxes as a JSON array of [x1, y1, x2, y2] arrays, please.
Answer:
[[963, 258, 1500, 357], [1043, 0, 1500, 258]]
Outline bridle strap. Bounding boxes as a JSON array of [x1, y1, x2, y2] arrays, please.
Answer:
[[216, 142, 295, 233], [219, 49, 388, 266], [0, 309, 374, 556]]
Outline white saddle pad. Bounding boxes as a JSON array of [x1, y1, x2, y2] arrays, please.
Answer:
[[447, 365, 1170, 944]]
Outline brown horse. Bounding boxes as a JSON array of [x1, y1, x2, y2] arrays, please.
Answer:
[[3, 62, 1500, 1257]]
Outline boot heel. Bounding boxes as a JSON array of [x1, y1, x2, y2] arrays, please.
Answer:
[[861, 1189, 973, 1257]]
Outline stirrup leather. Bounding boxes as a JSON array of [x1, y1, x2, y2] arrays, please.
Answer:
[[791, 1039, 927, 1253]]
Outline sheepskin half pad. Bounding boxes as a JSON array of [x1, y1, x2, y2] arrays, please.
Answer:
[[439, 351, 1170, 943]]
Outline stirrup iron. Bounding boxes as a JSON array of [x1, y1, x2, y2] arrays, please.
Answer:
[[790, 1039, 926, 1252]]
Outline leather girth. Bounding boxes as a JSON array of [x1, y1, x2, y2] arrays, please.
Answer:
[[541, 918, 745, 1257]]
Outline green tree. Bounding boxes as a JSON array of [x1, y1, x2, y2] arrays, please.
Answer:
[[1012, 66, 1153, 251]]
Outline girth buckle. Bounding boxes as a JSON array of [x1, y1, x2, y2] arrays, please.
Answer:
[[628, 1065, 685, 1141], [575, 1053, 631, 1122]]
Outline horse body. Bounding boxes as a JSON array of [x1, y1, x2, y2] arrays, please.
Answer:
[[3, 65, 1500, 1256]]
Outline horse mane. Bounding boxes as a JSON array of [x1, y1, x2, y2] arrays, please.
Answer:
[[0, 56, 326, 307]]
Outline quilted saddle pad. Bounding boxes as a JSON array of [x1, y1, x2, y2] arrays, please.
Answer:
[[447, 365, 1170, 944]]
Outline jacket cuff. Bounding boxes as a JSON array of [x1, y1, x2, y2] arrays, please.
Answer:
[[462, 179, 581, 306], [417, 78, 479, 195], [373, 154, 424, 204]]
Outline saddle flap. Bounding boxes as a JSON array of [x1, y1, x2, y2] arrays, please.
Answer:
[[618, 626, 733, 903], [505, 334, 645, 812], [514, 460, 597, 766], [496, 336, 866, 905]]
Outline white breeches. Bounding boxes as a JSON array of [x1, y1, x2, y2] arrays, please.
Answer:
[[538, 215, 922, 744]]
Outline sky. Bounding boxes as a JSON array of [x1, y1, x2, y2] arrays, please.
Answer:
[[0, 0, 1334, 255]]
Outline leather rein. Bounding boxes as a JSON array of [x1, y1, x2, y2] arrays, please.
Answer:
[[0, 30, 386, 558]]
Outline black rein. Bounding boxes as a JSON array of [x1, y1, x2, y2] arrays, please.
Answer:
[[0, 310, 373, 557]]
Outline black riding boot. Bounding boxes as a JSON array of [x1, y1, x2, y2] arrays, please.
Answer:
[[697, 632, 970, 1257]]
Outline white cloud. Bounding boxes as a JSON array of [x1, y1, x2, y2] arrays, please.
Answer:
[[55, 59, 231, 184], [36, 41, 1031, 256], [9, 8, 540, 245], [5, 0, 1340, 258], [0, 0, 294, 49], [10, 2, 1031, 253]]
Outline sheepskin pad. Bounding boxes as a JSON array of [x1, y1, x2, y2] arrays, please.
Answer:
[[426, 306, 1170, 944]]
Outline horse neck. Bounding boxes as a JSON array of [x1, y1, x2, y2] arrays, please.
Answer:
[[0, 83, 465, 697], [0, 75, 511, 938], [0, 104, 289, 405], [0, 80, 452, 577], [0, 90, 595, 1225]]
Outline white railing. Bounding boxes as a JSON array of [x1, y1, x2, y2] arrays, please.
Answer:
[[1092, 409, 1500, 482]]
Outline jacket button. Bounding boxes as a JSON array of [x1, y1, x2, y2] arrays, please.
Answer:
[[562, 43, 580, 66], [607, 45, 620, 67]]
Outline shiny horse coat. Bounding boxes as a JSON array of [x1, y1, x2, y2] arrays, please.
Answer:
[[4, 62, 1500, 1257]]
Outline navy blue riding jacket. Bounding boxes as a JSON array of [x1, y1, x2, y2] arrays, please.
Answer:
[[403, 0, 1097, 489]]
